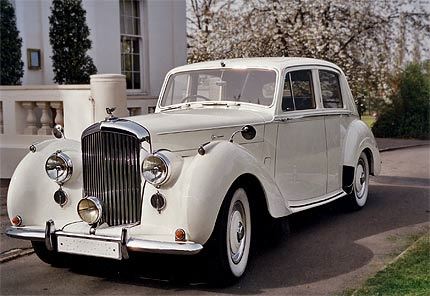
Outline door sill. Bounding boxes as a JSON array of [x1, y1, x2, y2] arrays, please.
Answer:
[[289, 191, 346, 213]]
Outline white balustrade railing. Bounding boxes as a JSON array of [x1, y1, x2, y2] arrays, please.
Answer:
[[0, 75, 159, 178]]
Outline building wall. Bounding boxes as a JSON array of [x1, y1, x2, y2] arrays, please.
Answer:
[[14, 0, 186, 97]]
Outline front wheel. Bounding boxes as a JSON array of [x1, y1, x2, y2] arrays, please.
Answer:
[[206, 187, 251, 285], [346, 152, 370, 210]]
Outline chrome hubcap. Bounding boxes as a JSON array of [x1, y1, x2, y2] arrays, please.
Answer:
[[355, 161, 367, 199], [229, 201, 246, 264]]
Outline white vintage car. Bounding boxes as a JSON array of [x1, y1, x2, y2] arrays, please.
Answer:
[[7, 57, 380, 284]]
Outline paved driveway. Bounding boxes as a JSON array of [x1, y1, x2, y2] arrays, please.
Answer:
[[1, 146, 429, 295]]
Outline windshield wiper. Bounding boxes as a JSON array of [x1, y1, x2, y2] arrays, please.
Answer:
[[162, 103, 191, 111], [199, 101, 240, 107]]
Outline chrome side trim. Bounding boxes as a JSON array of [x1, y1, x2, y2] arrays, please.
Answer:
[[289, 191, 347, 213], [6, 227, 203, 256], [274, 110, 353, 122]]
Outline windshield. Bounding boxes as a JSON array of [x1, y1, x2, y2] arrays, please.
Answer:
[[160, 68, 277, 107]]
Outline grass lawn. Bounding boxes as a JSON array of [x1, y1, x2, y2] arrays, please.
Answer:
[[361, 115, 376, 128], [351, 234, 430, 296]]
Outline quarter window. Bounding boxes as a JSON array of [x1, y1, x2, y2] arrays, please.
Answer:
[[282, 70, 315, 111], [319, 70, 343, 108], [120, 0, 141, 90]]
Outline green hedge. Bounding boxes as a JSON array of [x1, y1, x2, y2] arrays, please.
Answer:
[[372, 62, 430, 139]]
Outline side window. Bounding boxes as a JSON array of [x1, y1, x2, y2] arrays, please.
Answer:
[[319, 70, 343, 108], [282, 70, 315, 111]]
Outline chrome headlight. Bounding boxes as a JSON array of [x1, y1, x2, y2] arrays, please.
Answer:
[[142, 152, 170, 186], [45, 151, 73, 184], [77, 196, 102, 225]]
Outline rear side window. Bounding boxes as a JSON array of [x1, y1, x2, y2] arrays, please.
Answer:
[[282, 70, 315, 111], [319, 70, 343, 108]]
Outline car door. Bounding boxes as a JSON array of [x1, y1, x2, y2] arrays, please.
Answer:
[[318, 69, 345, 193], [275, 68, 327, 202]]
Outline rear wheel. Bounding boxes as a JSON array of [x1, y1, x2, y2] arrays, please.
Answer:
[[346, 152, 370, 210], [32, 241, 66, 267], [206, 187, 251, 285]]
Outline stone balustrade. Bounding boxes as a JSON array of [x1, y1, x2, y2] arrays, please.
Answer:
[[0, 74, 158, 178], [18, 101, 64, 135]]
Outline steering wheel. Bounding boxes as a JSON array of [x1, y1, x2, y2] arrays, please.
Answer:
[[180, 94, 211, 103]]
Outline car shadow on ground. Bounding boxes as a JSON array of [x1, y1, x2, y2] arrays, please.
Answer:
[[58, 179, 430, 295]]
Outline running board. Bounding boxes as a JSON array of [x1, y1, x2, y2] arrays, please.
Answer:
[[289, 191, 347, 213]]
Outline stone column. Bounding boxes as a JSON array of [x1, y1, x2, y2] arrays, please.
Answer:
[[50, 102, 64, 126], [90, 74, 127, 122], [21, 102, 38, 135], [36, 102, 53, 135]]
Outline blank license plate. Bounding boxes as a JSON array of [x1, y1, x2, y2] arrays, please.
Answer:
[[57, 236, 121, 260]]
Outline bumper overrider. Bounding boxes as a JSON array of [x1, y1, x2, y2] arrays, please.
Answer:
[[6, 220, 203, 260]]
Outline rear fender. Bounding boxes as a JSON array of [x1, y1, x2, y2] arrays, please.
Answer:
[[343, 119, 381, 176]]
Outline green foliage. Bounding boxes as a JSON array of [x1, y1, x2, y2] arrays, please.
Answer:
[[353, 235, 430, 296], [361, 115, 376, 128], [0, 0, 24, 85], [372, 62, 430, 139], [49, 0, 97, 84]]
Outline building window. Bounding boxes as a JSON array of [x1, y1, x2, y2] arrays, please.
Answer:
[[120, 0, 141, 90]]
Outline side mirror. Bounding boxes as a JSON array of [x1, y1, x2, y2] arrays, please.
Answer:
[[241, 125, 256, 140], [52, 124, 65, 139], [229, 125, 256, 142]]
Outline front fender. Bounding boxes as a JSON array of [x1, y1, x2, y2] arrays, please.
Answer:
[[7, 139, 83, 228], [181, 141, 288, 244], [343, 119, 381, 175]]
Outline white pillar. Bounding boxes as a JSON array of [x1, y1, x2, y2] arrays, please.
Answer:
[[21, 102, 38, 135], [90, 74, 127, 122], [50, 102, 64, 126], [36, 102, 52, 135]]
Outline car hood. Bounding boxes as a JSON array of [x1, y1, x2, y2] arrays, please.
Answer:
[[128, 108, 268, 152]]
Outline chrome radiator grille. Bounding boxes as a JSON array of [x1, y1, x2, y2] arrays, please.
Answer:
[[82, 130, 142, 226]]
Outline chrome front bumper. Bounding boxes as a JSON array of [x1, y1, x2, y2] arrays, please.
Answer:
[[6, 220, 203, 258]]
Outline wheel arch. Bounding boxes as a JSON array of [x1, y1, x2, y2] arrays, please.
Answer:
[[183, 141, 289, 245], [362, 147, 374, 175], [342, 119, 381, 176]]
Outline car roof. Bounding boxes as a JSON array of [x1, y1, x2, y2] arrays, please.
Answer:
[[170, 57, 342, 73]]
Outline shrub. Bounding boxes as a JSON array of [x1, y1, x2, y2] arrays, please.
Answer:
[[49, 0, 97, 84], [0, 0, 24, 85], [372, 62, 430, 139]]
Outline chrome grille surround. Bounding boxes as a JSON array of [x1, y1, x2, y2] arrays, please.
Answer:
[[81, 119, 150, 226]]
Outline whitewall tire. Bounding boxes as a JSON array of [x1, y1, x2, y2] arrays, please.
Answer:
[[347, 152, 370, 209], [226, 188, 251, 277], [206, 186, 252, 285]]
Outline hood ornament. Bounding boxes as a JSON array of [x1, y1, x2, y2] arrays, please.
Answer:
[[106, 107, 117, 121]]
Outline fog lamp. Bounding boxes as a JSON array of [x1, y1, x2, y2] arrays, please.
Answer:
[[77, 196, 102, 225]]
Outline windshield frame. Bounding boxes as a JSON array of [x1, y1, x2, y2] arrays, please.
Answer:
[[157, 66, 280, 111]]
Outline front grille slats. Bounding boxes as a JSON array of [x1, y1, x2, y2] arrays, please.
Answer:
[[82, 130, 142, 226]]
